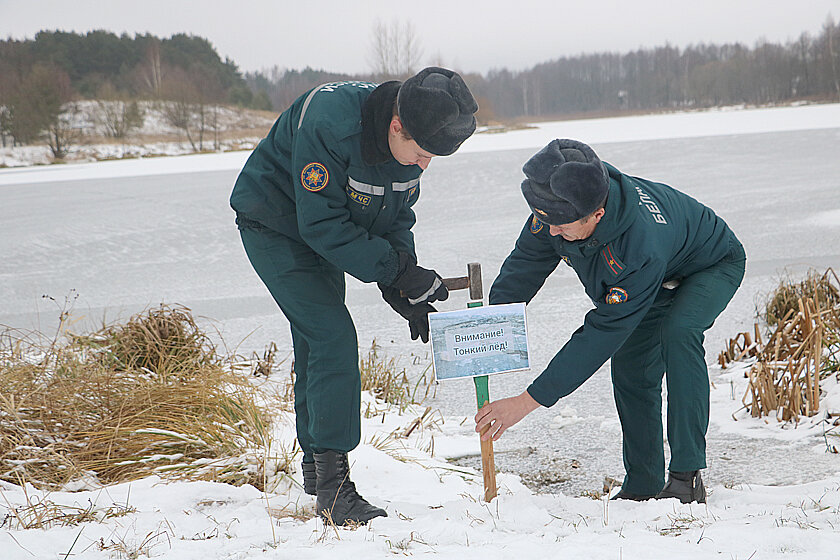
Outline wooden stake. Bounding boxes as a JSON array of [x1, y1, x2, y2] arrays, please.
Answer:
[[474, 374, 497, 502], [465, 263, 497, 502]]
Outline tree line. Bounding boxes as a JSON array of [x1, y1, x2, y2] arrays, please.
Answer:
[[247, 16, 840, 122], [0, 30, 270, 156], [2, 19, 838, 159], [475, 17, 840, 119]]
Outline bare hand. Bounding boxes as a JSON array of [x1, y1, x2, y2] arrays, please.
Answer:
[[474, 391, 541, 441]]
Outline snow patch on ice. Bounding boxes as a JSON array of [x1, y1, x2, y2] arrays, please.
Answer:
[[551, 405, 585, 429], [813, 208, 840, 228]]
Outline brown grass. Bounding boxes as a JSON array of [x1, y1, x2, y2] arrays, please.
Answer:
[[0, 487, 136, 530], [0, 304, 284, 490], [359, 341, 434, 412], [762, 268, 840, 326]]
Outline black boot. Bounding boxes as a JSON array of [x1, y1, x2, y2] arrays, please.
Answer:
[[610, 488, 655, 501], [302, 460, 316, 496], [655, 470, 706, 504], [314, 450, 387, 525]]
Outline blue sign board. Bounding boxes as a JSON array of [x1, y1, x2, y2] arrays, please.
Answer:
[[429, 303, 530, 381]]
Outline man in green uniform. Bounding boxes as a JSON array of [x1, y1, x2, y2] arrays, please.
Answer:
[[475, 139, 745, 504], [231, 68, 478, 524]]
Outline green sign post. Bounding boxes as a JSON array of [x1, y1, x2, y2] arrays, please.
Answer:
[[465, 266, 497, 502]]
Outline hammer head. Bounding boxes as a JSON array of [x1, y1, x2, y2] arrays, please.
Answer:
[[467, 262, 483, 300]]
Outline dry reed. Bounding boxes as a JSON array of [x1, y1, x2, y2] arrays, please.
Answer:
[[0, 304, 283, 490], [720, 268, 840, 422]]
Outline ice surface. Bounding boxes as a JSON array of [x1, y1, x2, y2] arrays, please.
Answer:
[[1, 104, 839, 559]]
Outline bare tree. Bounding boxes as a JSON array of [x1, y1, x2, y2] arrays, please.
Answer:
[[368, 19, 423, 80], [159, 65, 225, 153], [188, 64, 225, 151], [826, 15, 840, 101], [96, 82, 144, 139], [6, 64, 77, 157], [45, 102, 81, 160], [0, 70, 13, 147], [0, 106, 10, 147], [160, 68, 201, 151], [138, 40, 164, 98]]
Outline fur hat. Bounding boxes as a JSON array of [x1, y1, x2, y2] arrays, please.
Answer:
[[520, 139, 609, 225], [397, 67, 478, 156]]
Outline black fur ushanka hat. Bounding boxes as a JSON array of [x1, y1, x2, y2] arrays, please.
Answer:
[[521, 139, 609, 225], [397, 67, 478, 156]]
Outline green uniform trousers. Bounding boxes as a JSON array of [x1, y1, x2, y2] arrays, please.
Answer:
[[239, 225, 361, 461], [611, 236, 746, 496]]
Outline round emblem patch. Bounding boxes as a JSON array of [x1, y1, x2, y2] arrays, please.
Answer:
[[530, 215, 544, 234], [301, 162, 329, 192], [605, 287, 628, 305]]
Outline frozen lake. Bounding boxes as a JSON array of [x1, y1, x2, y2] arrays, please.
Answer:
[[1, 111, 839, 496]]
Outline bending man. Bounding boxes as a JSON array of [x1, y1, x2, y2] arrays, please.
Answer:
[[476, 139, 745, 503], [231, 68, 478, 524]]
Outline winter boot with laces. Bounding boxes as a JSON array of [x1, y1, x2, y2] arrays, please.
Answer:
[[314, 450, 387, 525], [302, 460, 316, 495], [655, 470, 706, 504]]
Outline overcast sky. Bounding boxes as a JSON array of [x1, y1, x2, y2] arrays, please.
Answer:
[[1, 1, 836, 75]]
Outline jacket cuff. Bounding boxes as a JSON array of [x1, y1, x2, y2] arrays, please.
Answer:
[[379, 248, 401, 285], [526, 382, 558, 408]]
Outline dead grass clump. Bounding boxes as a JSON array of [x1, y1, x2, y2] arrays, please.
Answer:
[[720, 268, 840, 422], [80, 304, 216, 378], [359, 342, 434, 411], [0, 304, 286, 490], [0, 488, 136, 530]]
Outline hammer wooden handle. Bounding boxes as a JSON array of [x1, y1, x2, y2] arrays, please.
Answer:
[[442, 276, 469, 291], [401, 265, 482, 301]]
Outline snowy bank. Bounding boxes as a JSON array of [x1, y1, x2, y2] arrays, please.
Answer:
[[2, 102, 839, 186]]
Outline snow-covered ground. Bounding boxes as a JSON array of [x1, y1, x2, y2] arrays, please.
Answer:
[[2, 394, 840, 560], [1, 103, 840, 559]]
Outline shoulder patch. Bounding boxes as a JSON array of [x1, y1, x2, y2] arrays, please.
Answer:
[[301, 162, 329, 192], [601, 245, 625, 276], [606, 287, 628, 305], [530, 215, 544, 234]]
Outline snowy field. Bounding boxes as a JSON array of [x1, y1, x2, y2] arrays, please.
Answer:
[[1, 104, 840, 559], [0, 101, 276, 168]]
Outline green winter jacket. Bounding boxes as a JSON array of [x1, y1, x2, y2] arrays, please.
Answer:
[[489, 163, 740, 407], [230, 81, 422, 284]]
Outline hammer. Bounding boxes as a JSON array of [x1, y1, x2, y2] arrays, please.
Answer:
[[401, 262, 483, 300], [441, 262, 483, 300]]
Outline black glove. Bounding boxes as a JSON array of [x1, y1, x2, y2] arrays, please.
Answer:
[[378, 283, 436, 343], [390, 252, 449, 305]]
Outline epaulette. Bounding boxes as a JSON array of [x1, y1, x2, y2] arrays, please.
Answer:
[[600, 244, 625, 277]]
